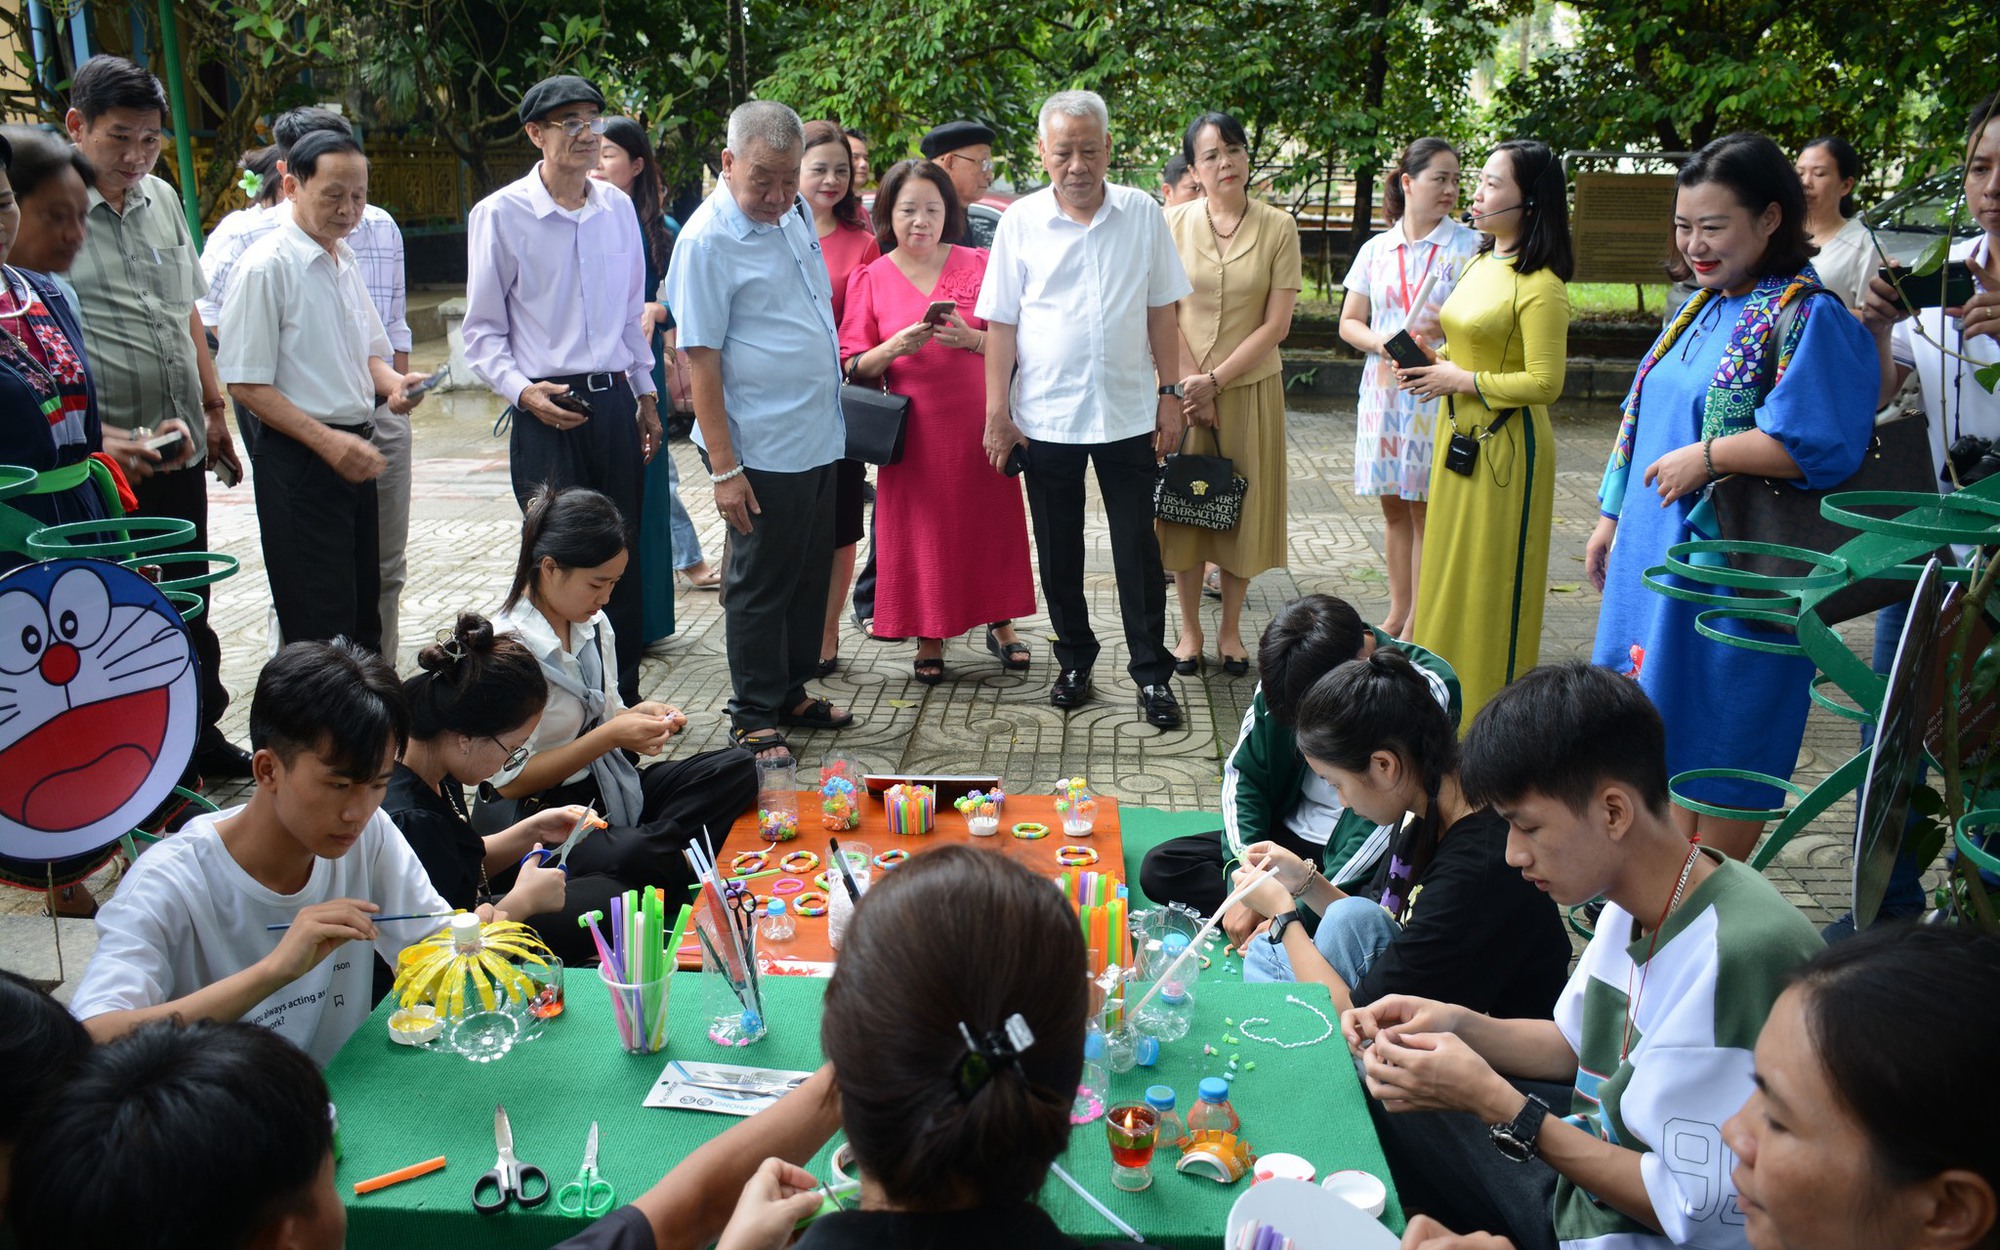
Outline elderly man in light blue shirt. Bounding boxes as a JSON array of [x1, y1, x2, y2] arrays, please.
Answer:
[[663, 99, 852, 753]]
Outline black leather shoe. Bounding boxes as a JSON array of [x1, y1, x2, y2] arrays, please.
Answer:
[[194, 731, 255, 779], [1138, 684, 1182, 730], [1050, 669, 1092, 708]]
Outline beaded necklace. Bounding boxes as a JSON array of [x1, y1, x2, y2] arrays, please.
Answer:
[[1235, 993, 1335, 1050]]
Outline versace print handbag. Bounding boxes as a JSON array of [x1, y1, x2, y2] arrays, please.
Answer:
[[1154, 427, 1248, 531]]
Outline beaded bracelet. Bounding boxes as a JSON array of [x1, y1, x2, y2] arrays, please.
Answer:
[[872, 849, 910, 870], [1055, 844, 1099, 867], [1011, 821, 1050, 840], [780, 849, 820, 874], [814, 872, 833, 892], [793, 891, 829, 917], [771, 876, 805, 895], [730, 850, 769, 875]]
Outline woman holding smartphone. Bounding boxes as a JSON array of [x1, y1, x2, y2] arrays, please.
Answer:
[[839, 160, 1033, 684], [1398, 140, 1572, 724]]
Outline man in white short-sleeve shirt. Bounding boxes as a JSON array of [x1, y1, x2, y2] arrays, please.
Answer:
[[218, 129, 425, 655], [70, 642, 451, 1067], [976, 89, 1193, 729]]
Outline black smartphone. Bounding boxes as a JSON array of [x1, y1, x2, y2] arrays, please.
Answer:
[[1004, 443, 1031, 477], [550, 391, 595, 417], [405, 366, 448, 398], [1382, 328, 1431, 370], [922, 299, 957, 327], [1879, 261, 1976, 312], [143, 430, 185, 457]]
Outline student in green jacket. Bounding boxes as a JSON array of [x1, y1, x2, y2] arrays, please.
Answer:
[[1138, 594, 1458, 944]]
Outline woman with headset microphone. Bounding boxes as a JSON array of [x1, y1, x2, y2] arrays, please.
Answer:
[[1395, 140, 1573, 724]]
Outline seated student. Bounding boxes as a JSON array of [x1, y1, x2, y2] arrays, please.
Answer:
[[481, 486, 755, 894], [1398, 921, 2000, 1250], [67, 640, 453, 1065], [1139, 595, 1459, 935], [6, 1019, 843, 1250], [1232, 652, 1570, 1017], [0, 970, 91, 1214], [713, 845, 1165, 1250], [1344, 661, 1822, 1250], [393, 610, 691, 965]]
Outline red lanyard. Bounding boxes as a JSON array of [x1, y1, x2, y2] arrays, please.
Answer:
[[1396, 239, 1438, 316]]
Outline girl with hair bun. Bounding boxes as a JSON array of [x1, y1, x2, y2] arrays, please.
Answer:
[[1234, 651, 1569, 1018], [713, 846, 1122, 1250], [386, 610, 627, 963], [481, 486, 756, 905]]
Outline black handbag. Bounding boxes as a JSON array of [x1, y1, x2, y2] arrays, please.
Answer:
[[1154, 427, 1248, 531], [841, 380, 910, 465], [1710, 409, 1942, 626]]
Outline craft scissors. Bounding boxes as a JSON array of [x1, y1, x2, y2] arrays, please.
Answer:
[[472, 1104, 550, 1214], [521, 803, 600, 876], [554, 1121, 616, 1218]]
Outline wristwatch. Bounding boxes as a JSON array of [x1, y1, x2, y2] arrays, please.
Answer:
[[1265, 910, 1301, 946], [1490, 1094, 1553, 1162], [1158, 383, 1184, 398]]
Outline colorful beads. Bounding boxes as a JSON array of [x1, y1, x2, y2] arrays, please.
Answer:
[[1055, 844, 1100, 867], [954, 788, 1005, 836], [819, 760, 861, 831], [1054, 776, 1097, 837], [771, 876, 805, 895], [793, 891, 829, 917], [779, 850, 820, 874], [1011, 821, 1050, 840], [871, 848, 910, 870], [757, 808, 800, 842], [730, 850, 769, 875]]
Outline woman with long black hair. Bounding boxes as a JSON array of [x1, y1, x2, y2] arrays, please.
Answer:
[[1235, 651, 1568, 1018]]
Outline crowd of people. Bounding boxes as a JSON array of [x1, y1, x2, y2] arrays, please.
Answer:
[[2, 47, 2000, 1250]]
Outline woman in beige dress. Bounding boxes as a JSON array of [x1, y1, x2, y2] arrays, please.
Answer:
[[1162, 110, 1302, 675]]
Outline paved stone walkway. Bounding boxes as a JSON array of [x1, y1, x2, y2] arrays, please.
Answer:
[[1, 340, 1898, 988]]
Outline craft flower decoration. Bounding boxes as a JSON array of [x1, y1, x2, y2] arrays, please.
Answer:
[[393, 914, 555, 1020]]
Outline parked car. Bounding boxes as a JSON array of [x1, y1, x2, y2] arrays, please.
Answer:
[[1863, 168, 1979, 266]]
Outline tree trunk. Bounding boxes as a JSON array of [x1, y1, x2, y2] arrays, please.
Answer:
[[726, 0, 747, 105], [1349, 0, 1392, 258]]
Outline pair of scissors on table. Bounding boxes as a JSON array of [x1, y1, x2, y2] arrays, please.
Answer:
[[472, 1104, 550, 1214], [555, 1121, 617, 1217], [520, 803, 600, 876]]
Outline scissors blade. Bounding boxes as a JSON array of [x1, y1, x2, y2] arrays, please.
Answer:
[[583, 1121, 600, 1169], [554, 803, 598, 868], [493, 1104, 514, 1155]]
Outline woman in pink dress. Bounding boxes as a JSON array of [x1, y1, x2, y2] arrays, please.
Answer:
[[803, 119, 882, 678], [840, 160, 1035, 684]]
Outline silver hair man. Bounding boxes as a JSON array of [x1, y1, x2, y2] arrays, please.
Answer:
[[727, 99, 805, 155], [1038, 90, 1109, 141]]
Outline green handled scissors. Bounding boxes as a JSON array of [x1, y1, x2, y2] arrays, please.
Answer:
[[555, 1121, 616, 1218]]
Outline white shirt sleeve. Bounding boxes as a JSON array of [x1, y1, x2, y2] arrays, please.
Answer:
[[973, 212, 1024, 325], [462, 199, 532, 405], [611, 205, 657, 398], [362, 279, 393, 364], [1342, 233, 1377, 299], [1890, 316, 1916, 371], [217, 254, 283, 386], [1146, 202, 1195, 307], [382, 218, 413, 354], [69, 868, 181, 1020]]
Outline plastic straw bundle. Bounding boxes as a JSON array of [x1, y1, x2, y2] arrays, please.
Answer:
[[882, 784, 935, 835]]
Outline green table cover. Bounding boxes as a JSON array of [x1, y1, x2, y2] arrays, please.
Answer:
[[330, 976, 1403, 1249]]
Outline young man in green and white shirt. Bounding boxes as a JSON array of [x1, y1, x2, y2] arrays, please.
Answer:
[[1345, 662, 1821, 1250]]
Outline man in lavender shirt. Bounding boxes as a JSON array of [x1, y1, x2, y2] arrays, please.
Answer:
[[463, 74, 661, 701]]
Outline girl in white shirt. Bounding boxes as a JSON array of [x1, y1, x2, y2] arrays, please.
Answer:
[[1795, 136, 1874, 309]]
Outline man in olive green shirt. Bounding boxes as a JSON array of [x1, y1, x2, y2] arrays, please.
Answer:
[[65, 55, 248, 778]]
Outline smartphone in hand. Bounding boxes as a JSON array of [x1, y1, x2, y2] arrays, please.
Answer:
[[405, 366, 449, 399], [550, 391, 595, 417], [922, 300, 957, 327], [1878, 261, 1976, 312], [1382, 329, 1431, 370], [143, 430, 185, 456]]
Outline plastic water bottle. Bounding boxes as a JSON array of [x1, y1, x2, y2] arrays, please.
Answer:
[[759, 897, 794, 942], [1074, 1020, 1109, 1123], [1135, 984, 1192, 1043], [1186, 1076, 1240, 1135], [1145, 1084, 1187, 1149]]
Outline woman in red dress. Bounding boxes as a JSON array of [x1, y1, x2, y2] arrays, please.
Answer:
[[839, 161, 1034, 683]]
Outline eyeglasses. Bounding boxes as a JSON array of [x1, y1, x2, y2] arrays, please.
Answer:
[[942, 153, 995, 175], [550, 116, 609, 139], [490, 737, 532, 773]]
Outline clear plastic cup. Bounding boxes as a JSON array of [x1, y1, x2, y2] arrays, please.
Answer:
[[596, 965, 671, 1055]]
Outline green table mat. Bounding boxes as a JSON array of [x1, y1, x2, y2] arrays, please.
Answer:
[[330, 975, 1401, 1249], [1118, 806, 1227, 911]]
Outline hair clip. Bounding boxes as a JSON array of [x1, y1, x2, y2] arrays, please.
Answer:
[[953, 1012, 1036, 1100], [432, 627, 468, 663], [237, 169, 263, 200]]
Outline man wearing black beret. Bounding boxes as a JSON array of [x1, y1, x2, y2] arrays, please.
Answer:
[[919, 119, 995, 245]]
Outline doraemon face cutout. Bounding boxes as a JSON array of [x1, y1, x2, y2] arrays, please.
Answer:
[[0, 559, 198, 861]]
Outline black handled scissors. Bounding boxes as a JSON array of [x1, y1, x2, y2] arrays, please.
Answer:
[[472, 1104, 550, 1214]]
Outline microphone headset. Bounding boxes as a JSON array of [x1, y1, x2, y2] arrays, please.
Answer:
[[1462, 147, 1556, 225]]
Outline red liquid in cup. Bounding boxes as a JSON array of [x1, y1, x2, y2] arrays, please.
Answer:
[[531, 985, 565, 1019], [1106, 1104, 1158, 1168]]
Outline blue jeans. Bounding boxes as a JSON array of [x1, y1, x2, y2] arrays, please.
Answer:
[[664, 449, 704, 570], [1243, 896, 1400, 986]]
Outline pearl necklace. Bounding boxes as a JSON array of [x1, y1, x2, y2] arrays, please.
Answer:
[[1236, 994, 1335, 1050]]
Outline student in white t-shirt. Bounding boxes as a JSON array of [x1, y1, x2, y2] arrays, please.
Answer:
[[69, 640, 453, 1066]]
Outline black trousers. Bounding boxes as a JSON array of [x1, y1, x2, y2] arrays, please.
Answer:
[[491, 748, 758, 965], [251, 422, 381, 652], [1368, 1077, 1568, 1250], [509, 378, 646, 705], [1022, 432, 1174, 688], [1139, 825, 1327, 917], [129, 462, 229, 734], [713, 460, 836, 731]]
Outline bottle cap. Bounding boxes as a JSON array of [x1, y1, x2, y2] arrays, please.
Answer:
[[766, 898, 785, 915], [1161, 986, 1188, 1005], [1083, 1030, 1106, 1061], [1198, 1076, 1230, 1103], [1145, 1084, 1176, 1110], [1162, 932, 1190, 955]]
